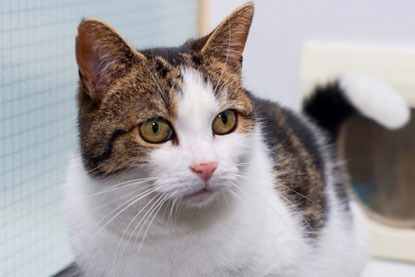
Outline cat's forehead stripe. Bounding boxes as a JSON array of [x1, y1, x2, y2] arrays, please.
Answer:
[[177, 67, 219, 130]]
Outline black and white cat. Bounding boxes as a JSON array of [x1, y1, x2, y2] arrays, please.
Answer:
[[62, 3, 409, 276]]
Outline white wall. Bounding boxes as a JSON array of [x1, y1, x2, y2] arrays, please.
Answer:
[[210, 0, 415, 109]]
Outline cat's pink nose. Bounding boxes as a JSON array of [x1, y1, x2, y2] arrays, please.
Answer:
[[190, 161, 217, 182]]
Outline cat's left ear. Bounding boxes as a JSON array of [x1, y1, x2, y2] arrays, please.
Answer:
[[201, 3, 254, 69]]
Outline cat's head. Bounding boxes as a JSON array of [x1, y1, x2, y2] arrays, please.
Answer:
[[76, 3, 256, 207]]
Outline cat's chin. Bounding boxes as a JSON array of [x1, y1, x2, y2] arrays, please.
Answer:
[[180, 188, 218, 208], [183, 188, 214, 203]]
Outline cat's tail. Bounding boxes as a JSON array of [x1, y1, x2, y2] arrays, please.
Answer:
[[302, 74, 410, 142]]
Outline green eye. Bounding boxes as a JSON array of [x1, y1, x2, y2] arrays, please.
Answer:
[[139, 118, 172, 143], [212, 110, 237, 135]]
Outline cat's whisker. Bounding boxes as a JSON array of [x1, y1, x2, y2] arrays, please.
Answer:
[[91, 187, 172, 268], [73, 149, 147, 188], [73, 160, 108, 174], [227, 185, 242, 202], [116, 194, 165, 266], [270, 189, 317, 234], [231, 171, 321, 208], [87, 184, 168, 244], [168, 197, 178, 228], [110, 175, 160, 186], [101, 160, 143, 180], [88, 176, 160, 197], [112, 193, 161, 268], [89, 184, 154, 214], [134, 195, 168, 260], [173, 196, 181, 224], [273, 162, 309, 176], [78, 158, 139, 181], [276, 183, 321, 208], [87, 188, 152, 214], [88, 182, 149, 198]]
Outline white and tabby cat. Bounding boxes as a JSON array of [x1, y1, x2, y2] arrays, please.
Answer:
[[61, 3, 409, 277]]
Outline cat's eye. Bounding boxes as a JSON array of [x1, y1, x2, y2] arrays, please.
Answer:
[[212, 110, 237, 135], [139, 118, 172, 143]]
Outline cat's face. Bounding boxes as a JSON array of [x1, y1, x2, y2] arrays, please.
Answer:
[[76, 4, 255, 207]]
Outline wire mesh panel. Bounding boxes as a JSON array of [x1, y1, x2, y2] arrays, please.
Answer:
[[0, 0, 198, 276]]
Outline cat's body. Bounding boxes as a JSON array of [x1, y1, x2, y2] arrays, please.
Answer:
[[65, 124, 366, 277], [65, 95, 367, 276], [62, 3, 409, 277]]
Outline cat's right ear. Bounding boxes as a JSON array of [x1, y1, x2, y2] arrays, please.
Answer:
[[76, 18, 145, 102], [200, 3, 254, 70]]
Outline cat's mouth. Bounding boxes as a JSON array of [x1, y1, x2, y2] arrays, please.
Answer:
[[183, 188, 214, 203]]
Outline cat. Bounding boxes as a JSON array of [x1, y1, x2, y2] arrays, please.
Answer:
[[61, 3, 410, 277]]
